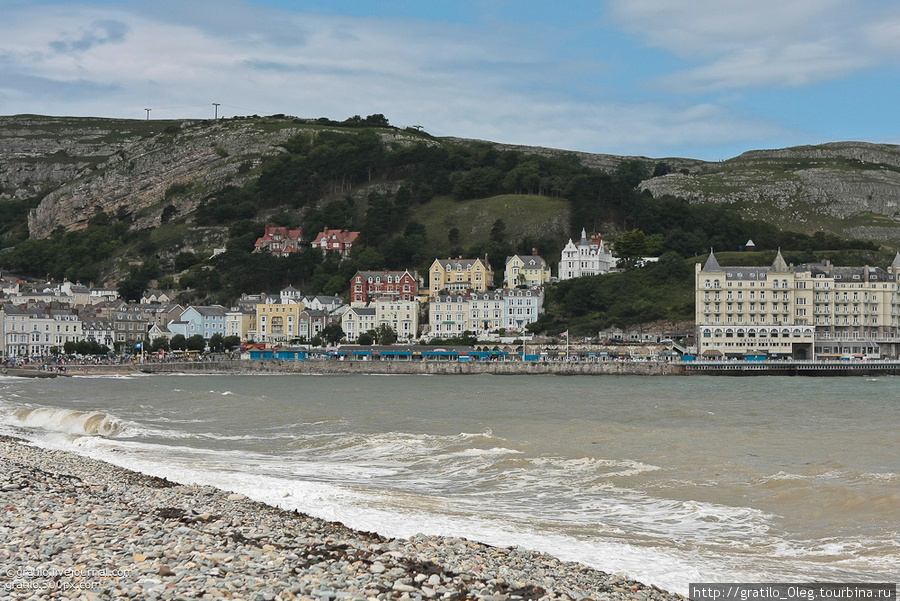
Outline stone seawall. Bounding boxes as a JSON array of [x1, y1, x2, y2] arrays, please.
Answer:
[[140, 359, 684, 376]]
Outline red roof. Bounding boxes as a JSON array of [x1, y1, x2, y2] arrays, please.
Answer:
[[311, 229, 360, 248], [253, 225, 304, 253]]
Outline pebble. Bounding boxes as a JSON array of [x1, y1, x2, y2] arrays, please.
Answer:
[[0, 435, 686, 601]]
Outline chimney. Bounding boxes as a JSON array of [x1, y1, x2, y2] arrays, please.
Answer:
[[532, 247, 538, 256]]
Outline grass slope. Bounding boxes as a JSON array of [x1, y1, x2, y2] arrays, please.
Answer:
[[412, 194, 571, 254]]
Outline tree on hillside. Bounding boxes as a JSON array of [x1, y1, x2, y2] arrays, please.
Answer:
[[490, 219, 506, 243], [614, 229, 649, 270]]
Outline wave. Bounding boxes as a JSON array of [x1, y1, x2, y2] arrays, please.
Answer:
[[11, 407, 127, 437]]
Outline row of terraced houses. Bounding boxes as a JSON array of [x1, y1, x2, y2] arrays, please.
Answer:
[[0, 226, 621, 357]]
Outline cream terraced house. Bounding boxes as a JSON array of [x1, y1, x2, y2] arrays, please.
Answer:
[[429, 288, 544, 337], [696, 250, 900, 359], [428, 257, 493, 296]]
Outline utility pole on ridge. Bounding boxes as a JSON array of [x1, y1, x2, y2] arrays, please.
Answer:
[[144, 108, 151, 120], [212, 103, 220, 120]]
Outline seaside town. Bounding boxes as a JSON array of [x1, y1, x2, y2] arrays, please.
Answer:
[[5, 4, 900, 600], [4, 222, 900, 371], [0, 225, 638, 366]]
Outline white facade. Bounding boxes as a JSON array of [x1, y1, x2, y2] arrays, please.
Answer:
[[468, 291, 505, 333], [429, 294, 470, 336], [559, 229, 615, 280], [342, 307, 377, 342], [503, 288, 544, 331], [50, 309, 82, 348], [1, 305, 55, 357], [374, 298, 419, 341], [429, 288, 544, 337]]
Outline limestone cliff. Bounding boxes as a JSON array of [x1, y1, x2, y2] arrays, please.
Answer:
[[639, 142, 900, 242], [5, 115, 900, 245], [3, 116, 312, 239]]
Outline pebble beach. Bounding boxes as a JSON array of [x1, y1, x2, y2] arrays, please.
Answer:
[[0, 435, 686, 601]]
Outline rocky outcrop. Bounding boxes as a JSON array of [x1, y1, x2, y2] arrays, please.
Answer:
[[0, 115, 435, 239], [17, 118, 310, 239], [6, 116, 900, 244], [639, 142, 900, 241]]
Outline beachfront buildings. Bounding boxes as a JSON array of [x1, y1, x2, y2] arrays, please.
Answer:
[[504, 250, 552, 288], [341, 306, 376, 342], [1, 305, 53, 357], [226, 307, 256, 342], [428, 257, 493, 296], [696, 250, 900, 359], [180, 306, 228, 340], [108, 309, 150, 350], [341, 299, 419, 342], [429, 287, 544, 336], [559, 230, 615, 280], [350, 270, 420, 305], [255, 302, 303, 344]]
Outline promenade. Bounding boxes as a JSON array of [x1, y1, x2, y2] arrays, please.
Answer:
[[7, 358, 900, 377]]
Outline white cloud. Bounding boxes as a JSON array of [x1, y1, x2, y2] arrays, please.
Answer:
[[0, 1, 821, 158], [607, 0, 847, 58], [608, 0, 900, 93], [660, 42, 871, 92]]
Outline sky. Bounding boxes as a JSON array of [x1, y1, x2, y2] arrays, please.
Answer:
[[1, 0, 899, 161]]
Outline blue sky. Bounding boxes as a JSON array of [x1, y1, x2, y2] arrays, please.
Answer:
[[2, 0, 899, 160]]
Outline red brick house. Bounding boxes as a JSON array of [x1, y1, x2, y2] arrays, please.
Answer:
[[253, 225, 304, 256], [350, 270, 419, 305], [310, 229, 360, 258]]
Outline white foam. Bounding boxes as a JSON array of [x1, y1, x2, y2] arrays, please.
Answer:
[[10, 407, 126, 437]]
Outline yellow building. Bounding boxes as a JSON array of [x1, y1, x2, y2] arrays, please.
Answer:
[[428, 256, 493, 296], [504, 250, 552, 288], [696, 250, 900, 359], [256, 301, 305, 344], [226, 308, 256, 342]]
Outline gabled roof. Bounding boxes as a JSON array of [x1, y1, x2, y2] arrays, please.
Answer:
[[506, 254, 548, 267], [432, 257, 491, 270], [354, 270, 418, 281], [311, 229, 359, 246]]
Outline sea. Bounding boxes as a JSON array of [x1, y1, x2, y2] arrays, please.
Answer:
[[0, 373, 897, 594]]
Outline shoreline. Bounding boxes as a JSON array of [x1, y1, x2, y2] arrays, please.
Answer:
[[0, 435, 685, 600], [7, 358, 900, 378]]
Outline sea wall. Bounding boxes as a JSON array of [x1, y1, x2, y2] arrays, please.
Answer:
[[13, 359, 900, 378], [140, 359, 684, 376]]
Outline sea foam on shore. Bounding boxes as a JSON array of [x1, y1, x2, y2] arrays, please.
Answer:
[[0, 436, 684, 601]]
